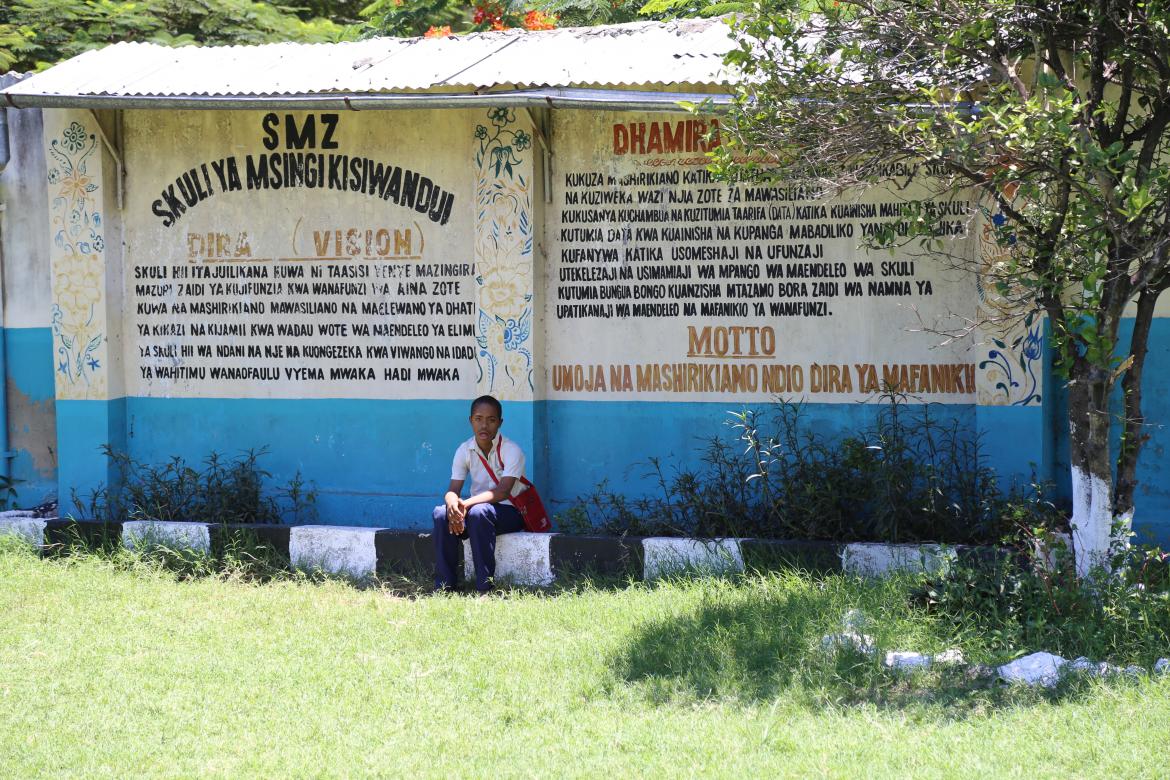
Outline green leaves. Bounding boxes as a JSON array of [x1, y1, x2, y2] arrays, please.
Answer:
[[0, 0, 355, 71]]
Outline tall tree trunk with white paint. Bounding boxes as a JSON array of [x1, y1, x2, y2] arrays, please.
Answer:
[[1067, 378, 1121, 577]]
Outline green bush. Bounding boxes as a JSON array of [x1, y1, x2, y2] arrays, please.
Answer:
[[919, 540, 1170, 664], [74, 446, 316, 525], [564, 393, 1065, 543]]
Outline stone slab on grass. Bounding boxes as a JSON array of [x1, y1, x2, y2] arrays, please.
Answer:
[[998, 651, 1068, 688], [44, 519, 123, 551], [549, 534, 643, 578], [740, 539, 843, 573], [0, 517, 46, 546], [289, 525, 379, 580], [642, 537, 744, 580], [375, 530, 439, 577], [463, 532, 554, 587], [841, 543, 956, 577], [123, 521, 211, 554], [209, 523, 291, 559]]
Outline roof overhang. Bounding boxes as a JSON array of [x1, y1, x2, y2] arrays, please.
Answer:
[[3, 87, 733, 112]]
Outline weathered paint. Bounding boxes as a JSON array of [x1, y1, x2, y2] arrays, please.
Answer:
[[547, 110, 988, 406], [111, 397, 533, 527], [5, 327, 57, 500], [1068, 466, 1113, 578], [1, 74, 57, 503], [540, 400, 1026, 509]]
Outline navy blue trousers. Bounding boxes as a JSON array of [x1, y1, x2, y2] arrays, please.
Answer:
[[432, 502, 524, 591]]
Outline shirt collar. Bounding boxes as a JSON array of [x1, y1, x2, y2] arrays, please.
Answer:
[[469, 433, 503, 460]]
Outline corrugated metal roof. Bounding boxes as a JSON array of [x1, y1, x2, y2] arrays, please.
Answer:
[[2, 18, 736, 105]]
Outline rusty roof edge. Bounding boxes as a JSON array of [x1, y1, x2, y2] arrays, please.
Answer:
[[1, 87, 734, 112]]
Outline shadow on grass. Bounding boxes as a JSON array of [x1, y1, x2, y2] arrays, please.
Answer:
[[607, 573, 1117, 718]]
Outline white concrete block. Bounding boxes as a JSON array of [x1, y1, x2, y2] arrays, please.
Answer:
[[997, 651, 1067, 687], [933, 648, 965, 665], [462, 532, 554, 587], [884, 651, 932, 671], [841, 543, 956, 578], [0, 517, 46, 546], [289, 525, 379, 580], [122, 521, 211, 554], [642, 537, 744, 580]]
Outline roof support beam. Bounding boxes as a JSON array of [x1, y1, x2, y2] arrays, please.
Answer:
[[3, 88, 732, 113]]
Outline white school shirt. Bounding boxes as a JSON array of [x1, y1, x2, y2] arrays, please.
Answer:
[[450, 434, 526, 506]]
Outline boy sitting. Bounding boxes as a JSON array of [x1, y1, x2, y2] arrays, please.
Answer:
[[432, 394, 527, 592]]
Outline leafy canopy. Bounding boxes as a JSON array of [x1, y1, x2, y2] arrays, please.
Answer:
[[0, 0, 354, 71], [718, 0, 1170, 374]]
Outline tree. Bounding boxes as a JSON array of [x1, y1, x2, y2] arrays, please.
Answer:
[[0, 0, 354, 71], [716, 0, 1170, 575]]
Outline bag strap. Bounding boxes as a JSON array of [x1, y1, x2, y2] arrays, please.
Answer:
[[475, 451, 500, 485], [475, 436, 533, 490]]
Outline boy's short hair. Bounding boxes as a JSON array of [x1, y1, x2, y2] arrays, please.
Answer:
[[470, 395, 502, 418]]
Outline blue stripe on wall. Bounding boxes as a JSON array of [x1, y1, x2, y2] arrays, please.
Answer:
[[94, 397, 536, 528], [4, 327, 56, 503], [540, 398, 1049, 516], [1119, 318, 1170, 544], [56, 398, 125, 516], [1045, 317, 1170, 545], [46, 389, 1168, 544]]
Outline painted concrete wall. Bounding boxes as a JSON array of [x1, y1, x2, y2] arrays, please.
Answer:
[[46, 106, 541, 523], [12, 101, 1168, 543], [538, 110, 1050, 520], [0, 73, 57, 505]]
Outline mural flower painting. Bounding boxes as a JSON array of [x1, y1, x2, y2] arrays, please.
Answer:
[[47, 119, 106, 397], [61, 121, 88, 152], [53, 252, 102, 314], [977, 205, 1042, 407], [474, 108, 535, 398], [488, 107, 515, 128]]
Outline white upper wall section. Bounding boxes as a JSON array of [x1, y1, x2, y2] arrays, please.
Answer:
[[0, 72, 52, 328], [1, 18, 736, 102]]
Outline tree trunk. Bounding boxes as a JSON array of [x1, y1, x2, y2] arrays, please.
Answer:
[[1067, 376, 1118, 577], [1115, 288, 1157, 520]]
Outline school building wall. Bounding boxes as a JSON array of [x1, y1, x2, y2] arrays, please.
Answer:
[[9, 99, 1170, 544]]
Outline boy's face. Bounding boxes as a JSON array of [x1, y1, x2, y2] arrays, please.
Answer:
[[469, 403, 502, 449]]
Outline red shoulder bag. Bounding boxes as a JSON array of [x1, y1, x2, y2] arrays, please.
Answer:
[[474, 437, 552, 533]]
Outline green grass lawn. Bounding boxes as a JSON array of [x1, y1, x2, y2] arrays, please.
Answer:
[[1, 537, 1167, 779]]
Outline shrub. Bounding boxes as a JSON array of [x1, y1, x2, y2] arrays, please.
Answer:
[[563, 393, 1065, 544], [74, 446, 317, 525], [919, 538, 1170, 664]]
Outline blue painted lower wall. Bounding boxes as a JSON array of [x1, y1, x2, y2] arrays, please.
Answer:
[[56, 398, 536, 527], [48, 394, 1117, 538], [1117, 318, 1170, 544], [25, 318, 1170, 545], [4, 327, 56, 504], [541, 399, 1048, 504]]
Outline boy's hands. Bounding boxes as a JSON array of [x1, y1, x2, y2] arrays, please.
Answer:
[[445, 493, 467, 535]]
